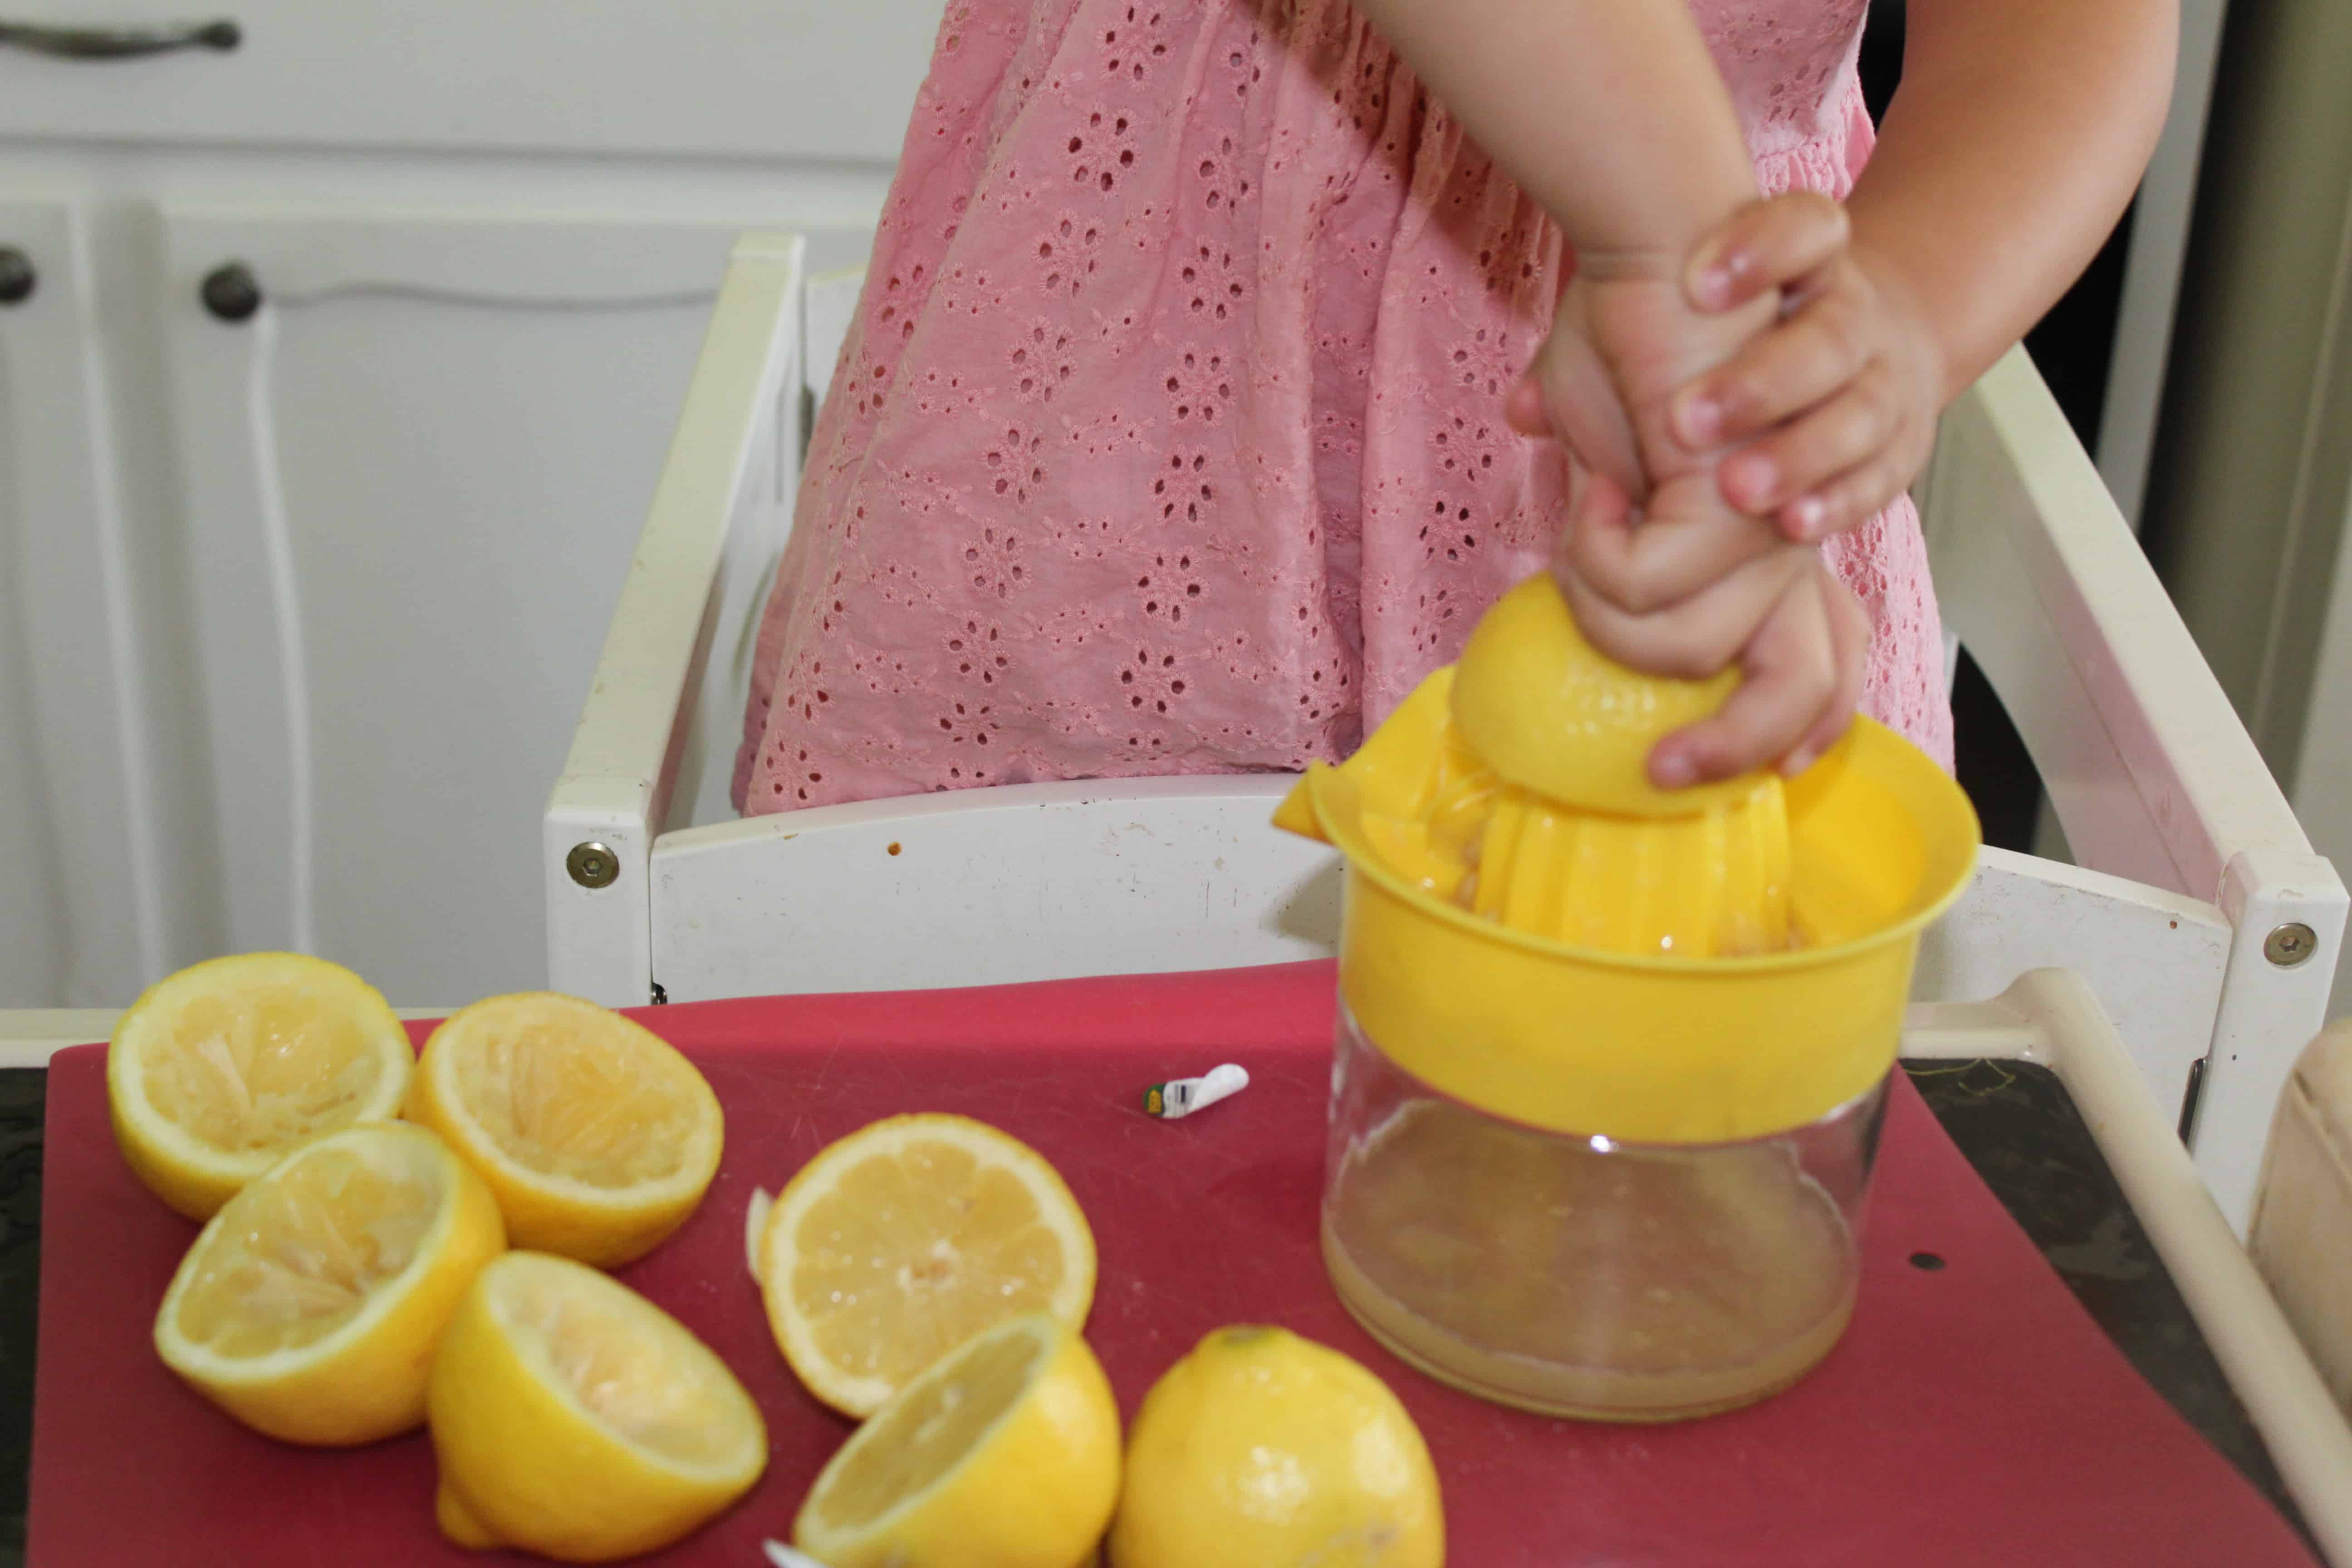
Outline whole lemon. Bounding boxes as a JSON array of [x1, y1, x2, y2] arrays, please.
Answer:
[[1111, 1325, 1443, 1568]]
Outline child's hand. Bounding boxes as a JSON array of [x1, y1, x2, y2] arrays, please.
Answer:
[[1507, 268, 1788, 611], [1671, 193, 1946, 544], [1509, 266, 1775, 505], [1507, 266, 1863, 784], [1551, 466, 1867, 785]]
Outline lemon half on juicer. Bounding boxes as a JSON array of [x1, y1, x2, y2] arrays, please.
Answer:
[[1340, 573, 1799, 958]]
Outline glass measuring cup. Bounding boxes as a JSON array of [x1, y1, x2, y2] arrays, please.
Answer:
[[1322, 1004, 1884, 1422]]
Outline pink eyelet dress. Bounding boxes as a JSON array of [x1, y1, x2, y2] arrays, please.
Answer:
[[735, 0, 1951, 815]]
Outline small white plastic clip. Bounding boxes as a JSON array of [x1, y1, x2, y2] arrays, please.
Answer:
[[1143, 1063, 1250, 1120], [744, 1187, 774, 1281]]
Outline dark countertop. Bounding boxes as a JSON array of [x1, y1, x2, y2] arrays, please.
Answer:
[[0, 1072, 43, 1568], [1902, 1057, 2306, 1546]]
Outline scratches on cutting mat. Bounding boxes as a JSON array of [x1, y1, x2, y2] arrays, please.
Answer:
[[805, 1042, 844, 1099]]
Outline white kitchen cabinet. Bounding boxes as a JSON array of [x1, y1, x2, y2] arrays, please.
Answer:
[[0, 0, 941, 1006], [0, 2, 944, 166], [0, 195, 158, 1008], [164, 211, 781, 1004]]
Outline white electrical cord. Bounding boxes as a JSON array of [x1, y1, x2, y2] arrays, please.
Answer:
[[235, 277, 720, 956], [245, 305, 315, 956]]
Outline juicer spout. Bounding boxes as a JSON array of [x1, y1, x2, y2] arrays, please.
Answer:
[[1272, 776, 1328, 844]]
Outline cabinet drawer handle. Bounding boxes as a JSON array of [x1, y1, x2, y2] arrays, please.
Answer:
[[0, 17, 238, 58], [201, 261, 261, 322], [0, 248, 32, 306]]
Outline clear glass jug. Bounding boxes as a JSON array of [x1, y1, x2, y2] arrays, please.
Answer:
[[1322, 1004, 1883, 1421]]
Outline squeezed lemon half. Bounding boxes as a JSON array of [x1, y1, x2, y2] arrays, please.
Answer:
[[152, 1119, 504, 1445], [792, 1313, 1121, 1568], [407, 992, 723, 1267], [428, 1251, 767, 1562], [109, 952, 413, 1220]]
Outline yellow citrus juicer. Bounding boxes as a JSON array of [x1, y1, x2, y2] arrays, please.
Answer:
[[1367, 571, 1809, 960], [1275, 572, 1980, 1421]]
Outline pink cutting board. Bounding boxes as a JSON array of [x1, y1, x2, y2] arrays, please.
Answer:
[[28, 963, 2318, 1566]]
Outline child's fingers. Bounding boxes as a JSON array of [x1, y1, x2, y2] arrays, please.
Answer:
[[1780, 573, 1869, 774], [1686, 192, 1848, 313], [1527, 310, 1647, 501], [1777, 446, 1919, 544], [1671, 274, 1872, 450], [1504, 372, 1551, 437], [1558, 543, 1810, 683], [1646, 573, 1837, 787], [1715, 370, 1896, 516], [1558, 473, 1784, 615]]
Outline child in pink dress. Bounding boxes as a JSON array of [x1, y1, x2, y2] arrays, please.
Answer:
[[738, 0, 2173, 815]]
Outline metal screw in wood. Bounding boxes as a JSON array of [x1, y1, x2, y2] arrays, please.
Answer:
[[567, 841, 619, 890], [2264, 922, 2318, 967]]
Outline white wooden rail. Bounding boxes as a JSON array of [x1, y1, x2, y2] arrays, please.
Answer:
[[1919, 353, 2349, 1230], [545, 232, 807, 1006], [547, 234, 2345, 1233]]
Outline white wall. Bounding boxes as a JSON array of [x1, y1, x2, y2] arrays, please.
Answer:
[[2295, 483, 2352, 1020], [2142, 0, 2352, 1025]]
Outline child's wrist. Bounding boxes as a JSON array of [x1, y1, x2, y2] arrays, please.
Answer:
[[1571, 276, 1777, 474], [1574, 171, 1764, 289], [1849, 238, 1956, 407], [1573, 244, 1687, 286]]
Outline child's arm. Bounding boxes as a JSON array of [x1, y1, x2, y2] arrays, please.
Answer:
[[1351, 0, 1755, 278], [1353, 0, 1779, 493], [1855, 0, 2175, 402], [1671, 0, 2176, 538], [1360, 0, 1864, 783]]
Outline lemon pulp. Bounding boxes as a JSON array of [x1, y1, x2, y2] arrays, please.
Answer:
[[111, 953, 413, 1219], [791, 1137, 1073, 1350], [452, 1009, 707, 1189], [429, 1252, 765, 1561], [760, 1114, 1095, 1416], [409, 994, 723, 1267], [170, 1142, 440, 1357], [791, 1314, 1122, 1568], [154, 1120, 505, 1446], [497, 1258, 756, 1472], [805, 1324, 1041, 1531], [143, 993, 388, 1154]]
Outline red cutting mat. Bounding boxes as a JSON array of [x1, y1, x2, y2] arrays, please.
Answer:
[[29, 962, 2318, 1567]]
